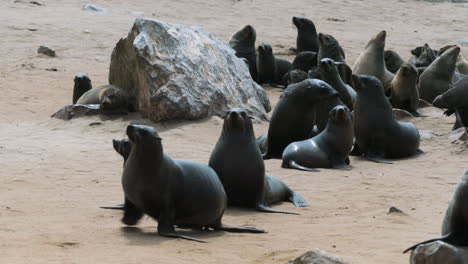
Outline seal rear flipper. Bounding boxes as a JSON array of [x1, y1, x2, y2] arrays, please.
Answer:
[[410, 111, 428, 117], [403, 234, 451, 254], [444, 109, 456, 116], [331, 163, 352, 170], [286, 160, 320, 172], [212, 225, 266, 233], [256, 204, 299, 215], [289, 192, 309, 207], [364, 154, 394, 164], [416, 149, 426, 155], [100, 204, 125, 210], [158, 231, 208, 243], [349, 144, 362, 156]]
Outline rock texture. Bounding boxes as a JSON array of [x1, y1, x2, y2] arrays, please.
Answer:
[[286, 249, 348, 264], [108, 18, 270, 122], [410, 241, 468, 264]]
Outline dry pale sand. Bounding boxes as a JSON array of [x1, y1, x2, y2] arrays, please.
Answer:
[[1, 0, 467, 263]]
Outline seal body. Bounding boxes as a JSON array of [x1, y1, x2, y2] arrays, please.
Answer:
[[433, 77, 468, 129], [390, 63, 423, 116], [384, 50, 406, 74], [263, 79, 338, 159], [282, 105, 354, 171], [76, 84, 130, 113], [229, 25, 257, 80], [209, 108, 308, 213], [352, 74, 421, 161], [409, 43, 436, 67], [419, 46, 460, 103], [256, 43, 292, 86], [282, 69, 309, 87], [317, 33, 345, 63], [352, 31, 394, 92], [292, 51, 317, 72], [318, 58, 356, 110], [293, 17, 319, 53], [73, 73, 92, 104], [404, 170, 468, 253], [120, 124, 263, 242]]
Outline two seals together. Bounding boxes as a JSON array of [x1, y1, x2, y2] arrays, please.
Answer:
[[107, 108, 309, 242]]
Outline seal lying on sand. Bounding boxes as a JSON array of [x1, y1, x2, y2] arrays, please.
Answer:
[[119, 124, 264, 242], [263, 79, 338, 159], [282, 105, 353, 171], [352, 74, 421, 162], [229, 25, 258, 80], [76, 84, 131, 113], [404, 170, 468, 253], [256, 43, 292, 86], [209, 108, 308, 214]]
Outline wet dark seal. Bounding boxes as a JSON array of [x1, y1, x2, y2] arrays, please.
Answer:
[[282, 69, 309, 87], [352, 74, 421, 162], [317, 33, 345, 63], [209, 108, 308, 214], [293, 17, 319, 53], [282, 105, 353, 171], [318, 58, 356, 110], [256, 43, 292, 86], [73, 73, 92, 104], [384, 50, 406, 74], [292, 51, 318, 72], [433, 77, 468, 130], [389, 63, 425, 117], [404, 170, 468, 253], [119, 124, 264, 242], [263, 79, 338, 159], [229, 25, 258, 81]]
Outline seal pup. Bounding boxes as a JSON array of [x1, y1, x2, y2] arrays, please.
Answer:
[[282, 105, 353, 171], [292, 51, 317, 72], [317, 33, 345, 63], [282, 69, 309, 87], [318, 58, 356, 110], [419, 46, 460, 103], [73, 73, 92, 104], [390, 63, 425, 117], [433, 77, 468, 130], [229, 25, 257, 80], [384, 50, 406, 74], [120, 124, 264, 242], [352, 74, 421, 162], [263, 79, 338, 159], [293, 17, 319, 53], [352, 31, 394, 92], [76, 85, 131, 113], [256, 43, 292, 86], [209, 108, 309, 214], [404, 170, 468, 253], [409, 43, 436, 67]]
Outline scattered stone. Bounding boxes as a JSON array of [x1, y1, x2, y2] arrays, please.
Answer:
[[286, 249, 348, 264], [448, 127, 468, 141], [51, 104, 101, 120], [327, 18, 346, 22], [29, 1, 42, 6], [108, 18, 270, 122], [37, 45, 55, 57], [45, 67, 58, 71], [392, 108, 414, 120], [419, 130, 439, 140], [89, 121, 103, 126], [82, 4, 106, 12], [410, 241, 468, 264], [27, 28, 37, 31], [388, 206, 404, 214]]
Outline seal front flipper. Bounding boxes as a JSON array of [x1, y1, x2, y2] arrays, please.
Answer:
[[213, 225, 266, 233], [255, 203, 299, 215], [157, 213, 207, 243], [122, 199, 143, 226], [283, 160, 320, 172], [364, 155, 394, 164], [410, 111, 428, 117], [289, 192, 309, 207], [100, 203, 125, 210], [403, 234, 451, 254]]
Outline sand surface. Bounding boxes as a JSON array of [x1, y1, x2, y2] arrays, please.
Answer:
[[1, 0, 467, 263]]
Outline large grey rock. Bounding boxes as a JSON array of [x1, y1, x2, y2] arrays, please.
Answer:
[[108, 18, 270, 122], [286, 249, 348, 264], [410, 241, 468, 264]]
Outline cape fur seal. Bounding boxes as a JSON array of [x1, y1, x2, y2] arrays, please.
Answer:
[[293, 17, 319, 53], [292, 51, 318, 72], [433, 77, 468, 130], [119, 124, 264, 242], [390, 63, 425, 117], [404, 170, 468, 253], [73, 73, 92, 104], [256, 43, 292, 86], [318, 58, 356, 110], [419, 46, 460, 103], [282, 105, 353, 171], [282, 69, 309, 87], [409, 43, 436, 67], [317, 33, 345, 63], [263, 79, 338, 159], [352, 74, 421, 162], [76, 85, 131, 113], [384, 50, 406, 74], [209, 108, 308, 214], [229, 25, 258, 80], [352, 30, 394, 92]]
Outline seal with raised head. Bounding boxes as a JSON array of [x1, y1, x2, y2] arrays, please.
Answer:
[[419, 46, 460, 103], [317, 33, 345, 63], [73, 73, 92, 104], [404, 169, 468, 253], [433, 77, 468, 130], [292, 51, 317, 72], [389, 63, 425, 117], [76, 85, 131, 113], [293, 17, 319, 53], [352, 30, 394, 92], [282, 105, 353, 171], [229, 25, 257, 80], [352, 74, 421, 162], [384, 50, 406, 74], [263, 79, 338, 159], [209, 108, 309, 214], [318, 58, 356, 110], [256, 43, 292, 86], [409, 43, 437, 67], [119, 124, 264, 242]]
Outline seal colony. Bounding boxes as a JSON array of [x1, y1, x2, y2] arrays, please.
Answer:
[[53, 14, 467, 261]]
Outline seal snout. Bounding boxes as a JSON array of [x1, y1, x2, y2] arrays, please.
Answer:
[[126, 124, 161, 142], [376, 30, 386, 41]]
